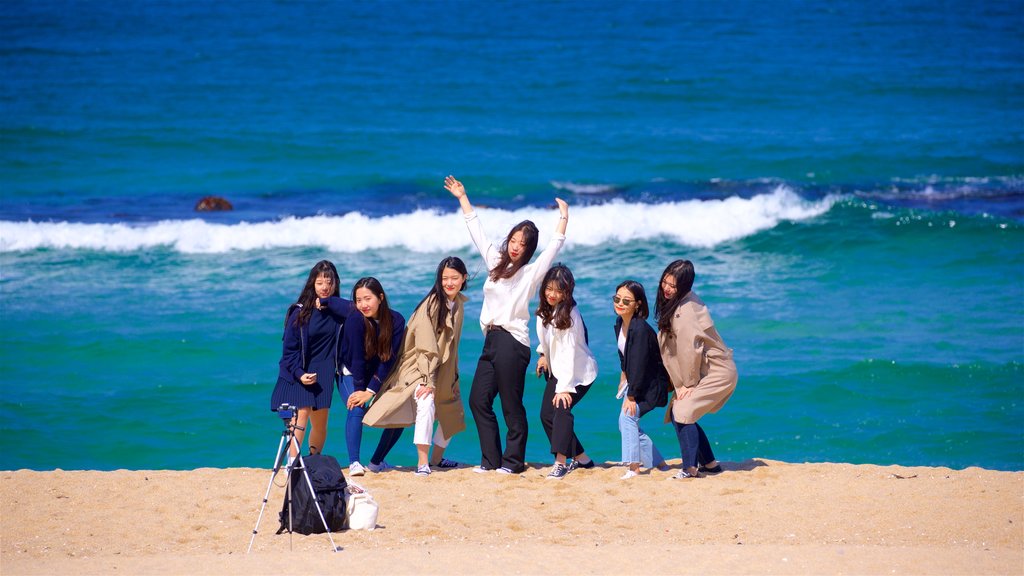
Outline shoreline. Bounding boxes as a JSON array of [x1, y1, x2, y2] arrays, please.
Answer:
[[2, 459, 1021, 575]]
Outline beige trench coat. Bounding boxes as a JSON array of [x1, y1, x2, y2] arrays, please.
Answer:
[[363, 293, 467, 438], [658, 292, 737, 425]]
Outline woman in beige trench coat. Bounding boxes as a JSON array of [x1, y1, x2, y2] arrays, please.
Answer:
[[364, 257, 470, 476], [656, 259, 737, 480]]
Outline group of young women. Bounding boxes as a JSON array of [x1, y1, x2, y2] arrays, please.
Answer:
[[269, 176, 738, 480]]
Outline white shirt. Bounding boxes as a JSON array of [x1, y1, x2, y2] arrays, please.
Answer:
[[616, 327, 628, 399], [465, 210, 565, 348], [536, 306, 598, 394]]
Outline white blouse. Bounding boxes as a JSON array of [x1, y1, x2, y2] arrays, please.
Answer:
[[535, 306, 598, 394], [465, 210, 565, 348], [616, 327, 628, 399]]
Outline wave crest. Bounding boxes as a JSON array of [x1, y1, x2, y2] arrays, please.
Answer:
[[550, 180, 619, 195], [0, 187, 836, 254]]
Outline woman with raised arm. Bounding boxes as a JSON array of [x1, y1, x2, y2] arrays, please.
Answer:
[[363, 256, 471, 476], [444, 175, 568, 474], [656, 259, 737, 479], [339, 277, 406, 476], [270, 260, 354, 463]]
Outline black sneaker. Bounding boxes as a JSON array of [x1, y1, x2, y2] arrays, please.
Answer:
[[546, 463, 570, 480], [567, 458, 595, 471], [698, 463, 724, 475]]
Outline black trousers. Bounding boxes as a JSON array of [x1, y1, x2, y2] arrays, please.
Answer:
[[539, 372, 591, 458], [672, 421, 716, 469], [469, 328, 531, 472]]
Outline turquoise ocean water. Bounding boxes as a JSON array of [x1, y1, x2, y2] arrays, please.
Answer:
[[1, 1, 1021, 471]]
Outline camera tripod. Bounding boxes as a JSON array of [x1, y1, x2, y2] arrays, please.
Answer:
[[247, 406, 341, 553]]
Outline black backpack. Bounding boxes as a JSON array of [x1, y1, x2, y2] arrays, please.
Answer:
[[277, 454, 348, 535]]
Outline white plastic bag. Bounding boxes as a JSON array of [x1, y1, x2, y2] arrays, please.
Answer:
[[345, 485, 379, 531]]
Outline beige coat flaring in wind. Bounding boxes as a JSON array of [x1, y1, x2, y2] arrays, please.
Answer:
[[363, 292, 468, 438], [658, 291, 737, 425]]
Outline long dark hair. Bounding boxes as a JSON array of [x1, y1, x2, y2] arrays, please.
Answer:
[[351, 277, 395, 362], [615, 280, 650, 320], [417, 256, 469, 334], [489, 220, 539, 282], [655, 259, 695, 336], [289, 260, 341, 328], [536, 264, 576, 330]]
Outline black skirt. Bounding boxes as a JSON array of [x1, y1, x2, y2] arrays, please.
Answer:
[[270, 359, 335, 411]]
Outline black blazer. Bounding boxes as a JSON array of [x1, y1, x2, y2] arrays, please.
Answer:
[[614, 316, 669, 415]]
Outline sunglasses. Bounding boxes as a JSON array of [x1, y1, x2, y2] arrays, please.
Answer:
[[612, 296, 635, 306]]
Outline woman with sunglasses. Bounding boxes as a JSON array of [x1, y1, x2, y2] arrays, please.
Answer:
[[444, 175, 569, 474], [656, 259, 737, 479], [534, 264, 598, 479], [612, 280, 670, 480]]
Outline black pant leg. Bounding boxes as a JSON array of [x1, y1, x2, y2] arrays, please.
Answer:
[[469, 333, 502, 470], [695, 422, 716, 465], [539, 372, 557, 449], [492, 331, 530, 472], [551, 382, 591, 458], [674, 421, 700, 469], [370, 427, 404, 465]]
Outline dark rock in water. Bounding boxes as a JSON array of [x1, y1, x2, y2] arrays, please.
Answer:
[[195, 196, 233, 211]]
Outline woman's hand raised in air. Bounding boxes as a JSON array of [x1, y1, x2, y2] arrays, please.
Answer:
[[445, 175, 474, 215], [444, 175, 465, 199], [554, 197, 569, 235]]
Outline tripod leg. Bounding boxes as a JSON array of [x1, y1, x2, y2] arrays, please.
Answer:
[[246, 432, 289, 554], [295, 452, 342, 553]]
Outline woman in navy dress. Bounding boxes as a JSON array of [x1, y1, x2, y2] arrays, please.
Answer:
[[271, 260, 353, 461], [339, 276, 407, 476]]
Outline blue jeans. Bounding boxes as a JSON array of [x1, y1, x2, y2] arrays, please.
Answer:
[[618, 406, 665, 468], [339, 375, 403, 465]]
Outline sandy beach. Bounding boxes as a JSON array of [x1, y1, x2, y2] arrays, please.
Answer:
[[2, 458, 1021, 575]]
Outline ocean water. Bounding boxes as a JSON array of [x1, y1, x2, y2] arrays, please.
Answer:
[[1, 0, 1021, 472]]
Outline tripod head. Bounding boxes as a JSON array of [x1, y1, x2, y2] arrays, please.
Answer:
[[274, 403, 304, 434], [276, 403, 296, 421]]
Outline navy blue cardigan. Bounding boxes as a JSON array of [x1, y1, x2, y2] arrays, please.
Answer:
[[341, 308, 406, 394], [614, 315, 670, 415], [277, 297, 354, 385]]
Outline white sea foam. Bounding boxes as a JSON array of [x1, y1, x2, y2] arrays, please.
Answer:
[[550, 180, 619, 195], [0, 186, 837, 254]]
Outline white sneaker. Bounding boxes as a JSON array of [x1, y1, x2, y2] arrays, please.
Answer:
[[472, 466, 493, 474], [415, 464, 431, 476], [368, 460, 394, 473], [620, 469, 638, 480], [348, 461, 365, 476]]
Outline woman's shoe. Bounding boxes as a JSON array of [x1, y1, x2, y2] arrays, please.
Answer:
[[415, 464, 431, 476], [433, 458, 460, 469], [348, 461, 366, 476], [620, 469, 639, 480], [698, 464, 723, 475], [567, 458, 595, 471], [546, 463, 570, 480], [368, 460, 395, 473], [670, 467, 701, 479]]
